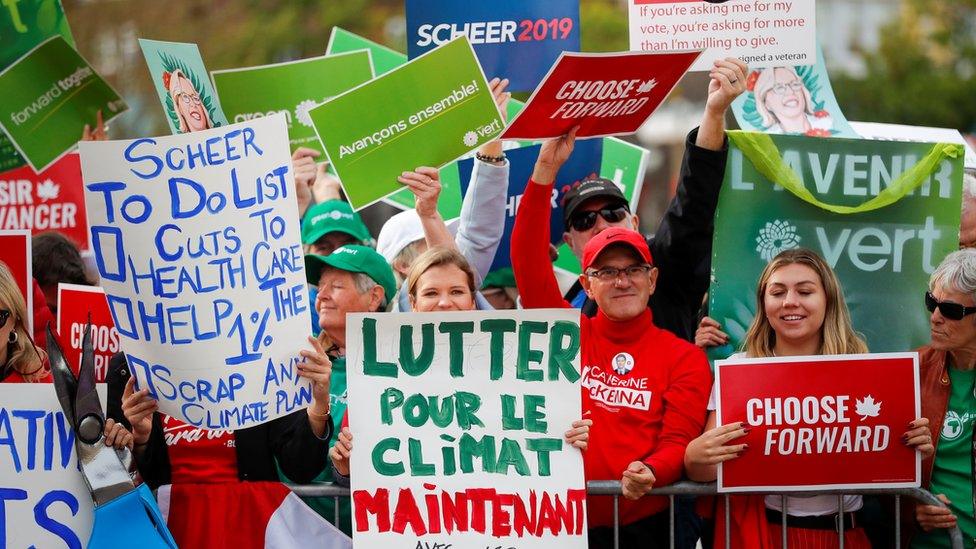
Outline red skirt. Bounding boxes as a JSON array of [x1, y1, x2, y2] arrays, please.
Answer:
[[768, 523, 872, 549]]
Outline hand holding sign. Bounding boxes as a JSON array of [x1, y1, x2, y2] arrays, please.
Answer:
[[122, 376, 158, 446], [706, 58, 749, 117], [330, 426, 353, 477], [298, 335, 333, 434], [532, 125, 579, 185], [684, 421, 750, 477]]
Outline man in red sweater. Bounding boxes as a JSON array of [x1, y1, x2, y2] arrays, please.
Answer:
[[512, 132, 712, 547]]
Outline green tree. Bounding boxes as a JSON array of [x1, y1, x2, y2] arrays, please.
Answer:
[[832, 0, 976, 132]]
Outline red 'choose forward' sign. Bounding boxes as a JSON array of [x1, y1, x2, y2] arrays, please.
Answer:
[[715, 353, 920, 492]]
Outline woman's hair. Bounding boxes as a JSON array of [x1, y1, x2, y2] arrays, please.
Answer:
[[929, 248, 976, 302], [405, 247, 476, 298], [754, 66, 814, 129], [742, 248, 867, 357], [0, 262, 43, 374]]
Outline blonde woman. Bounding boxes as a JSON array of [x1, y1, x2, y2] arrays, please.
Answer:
[[685, 248, 933, 548], [754, 67, 832, 135], [0, 262, 49, 383]]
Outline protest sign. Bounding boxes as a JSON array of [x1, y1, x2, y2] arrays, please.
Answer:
[[0, 0, 76, 172], [0, 230, 31, 332], [79, 115, 313, 429], [310, 37, 504, 210], [715, 353, 920, 491], [345, 309, 587, 547], [0, 153, 89, 249], [406, 0, 580, 92], [57, 284, 118, 382], [212, 51, 375, 152], [459, 140, 602, 272], [139, 38, 229, 135], [732, 45, 858, 138], [501, 50, 700, 141], [709, 132, 963, 359], [850, 121, 976, 171], [326, 27, 406, 76], [0, 36, 127, 172], [0, 385, 105, 547], [628, 0, 816, 71]]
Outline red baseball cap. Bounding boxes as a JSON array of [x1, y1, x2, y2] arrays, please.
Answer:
[[581, 228, 653, 271]]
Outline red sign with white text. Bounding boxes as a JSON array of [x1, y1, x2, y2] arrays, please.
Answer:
[[716, 353, 921, 492], [501, 50, 701, 140], [0, 230, 32, 332], [57, 283, 119, 382], [0, 153, 89, 250]]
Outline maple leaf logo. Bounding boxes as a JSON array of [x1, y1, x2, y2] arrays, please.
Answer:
[[855, 395, 882, 420], [36, 179, 59, 201], [637, 79, 658, 94]]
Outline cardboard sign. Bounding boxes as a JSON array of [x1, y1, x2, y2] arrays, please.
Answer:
[[850, 121, 976, 171], [56, 283, 118, 382], [0, 153, 89, 249], [0, 0, 76, 172], [79, 115, 313, 429], [345, 309, 587, 548], [0, 37, 127, 172], [310, 37, 504, 210], [458, 140, 602, 272], [406, 0, 580, 92], [709, 132, 963, 358], [0, 385, 106, 548], [326, 27, 407, 76], [501, 51, 700, 141], [628, 0, 816, 71], [139, 39, 230, 135], [732, 45, 858, 138], [212, 51, 375, 152], [0, 230, 31, 332], [715, 353, 920, 491]]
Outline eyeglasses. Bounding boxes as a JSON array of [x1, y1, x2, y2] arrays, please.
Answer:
[[0, 309, 8, 328], [771, 81, 804, 96], [925, 291, 976, 320], [569, 206, 629, 232], [178, 93, 203, 106], [586, 264, 652, 282]]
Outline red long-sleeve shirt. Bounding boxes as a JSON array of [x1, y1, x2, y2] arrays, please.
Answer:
[[512, 178, 712, 527]]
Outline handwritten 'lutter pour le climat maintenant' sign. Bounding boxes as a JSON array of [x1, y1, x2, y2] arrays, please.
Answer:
[[79, 114, 314, 430]]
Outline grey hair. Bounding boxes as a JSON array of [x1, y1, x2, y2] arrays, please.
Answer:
[[930, 248, 976, 301], [962, 171, 976, 215], [322, 266, 387, 309]]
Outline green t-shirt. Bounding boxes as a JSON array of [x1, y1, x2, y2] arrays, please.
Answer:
[[913, 366, 976, 549], [277, 356, 351, 535]]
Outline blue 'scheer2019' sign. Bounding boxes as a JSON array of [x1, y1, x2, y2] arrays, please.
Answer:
[[458, 139, 601, 272], [405, 0, 580, 93], [78, 114, 314, 430]]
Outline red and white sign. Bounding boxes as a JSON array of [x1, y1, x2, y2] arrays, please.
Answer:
[[0, 230, 32, 332], [501, 50, 701, 140], [715, 353, 921, 492], [56, 283, 119, 382], [0, 153, 89, 250]]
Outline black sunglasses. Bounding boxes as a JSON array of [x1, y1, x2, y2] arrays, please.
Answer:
[[569, 205, 629, 232], [925, 292, 976, 320], [0, 309, 9, 328]]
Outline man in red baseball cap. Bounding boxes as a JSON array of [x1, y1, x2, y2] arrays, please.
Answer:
[[513, 214, 711, 545]]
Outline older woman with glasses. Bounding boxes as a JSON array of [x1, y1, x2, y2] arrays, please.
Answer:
[[909, 248, 976, 548]]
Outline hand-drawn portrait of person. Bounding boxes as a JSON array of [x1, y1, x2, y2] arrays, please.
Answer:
[[164, 68, 213, 133], [752, 66, 834, 137]]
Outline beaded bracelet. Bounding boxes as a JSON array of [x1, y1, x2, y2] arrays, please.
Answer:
[[475, 152, 506, 163]]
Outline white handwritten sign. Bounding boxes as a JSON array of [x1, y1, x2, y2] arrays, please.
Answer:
[[79, 115, 313, 429], [0, 385, 106, 548]]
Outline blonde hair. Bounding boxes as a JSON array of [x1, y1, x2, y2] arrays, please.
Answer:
[[405, 247, 476, 299], [742, 248, 867, 357], [754, 67, 814, 129], [0, 262, 44, 375]]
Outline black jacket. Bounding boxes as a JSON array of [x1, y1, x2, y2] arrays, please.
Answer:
[[566, 127, 727, 342], [107, 353, 331, 489]]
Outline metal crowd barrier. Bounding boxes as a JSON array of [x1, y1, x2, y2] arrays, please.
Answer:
[[288, 480, 964, 549]]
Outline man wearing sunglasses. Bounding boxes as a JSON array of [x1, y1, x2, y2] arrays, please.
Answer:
[[519, 58, 749, 343], [908, 248, 976, 547]]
